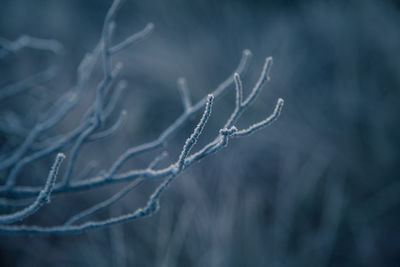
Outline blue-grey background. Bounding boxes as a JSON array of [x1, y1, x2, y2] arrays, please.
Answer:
[[0, 0, 399, 266]]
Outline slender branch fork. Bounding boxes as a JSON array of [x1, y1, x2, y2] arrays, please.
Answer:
[[0, 0, 284, 234]]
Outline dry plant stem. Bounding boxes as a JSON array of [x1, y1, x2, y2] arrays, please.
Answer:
[[0, 154, 65, 224]]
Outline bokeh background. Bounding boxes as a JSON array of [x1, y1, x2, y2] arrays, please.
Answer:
[[0, 0, 399, 266]]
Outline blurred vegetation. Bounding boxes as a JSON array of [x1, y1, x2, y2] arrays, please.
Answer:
[[0, 0, 399, 266]]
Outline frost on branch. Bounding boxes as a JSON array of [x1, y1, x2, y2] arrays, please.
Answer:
[[0, 0, 284, 234]]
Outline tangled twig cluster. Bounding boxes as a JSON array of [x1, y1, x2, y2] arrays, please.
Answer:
[[0, 0, 283, 234]]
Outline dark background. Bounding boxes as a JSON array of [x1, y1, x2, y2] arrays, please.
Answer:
[[0, 0, 399, 266]]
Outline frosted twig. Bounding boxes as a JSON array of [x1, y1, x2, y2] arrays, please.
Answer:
[[88, 110, 127, 142], [63, 152, 167, 226], [176, 95, 213, 172], [0, 154, 64, 224], [0, 90, 78, 173], [0, 35, 63, 58], [109, 23, 154, 55]]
